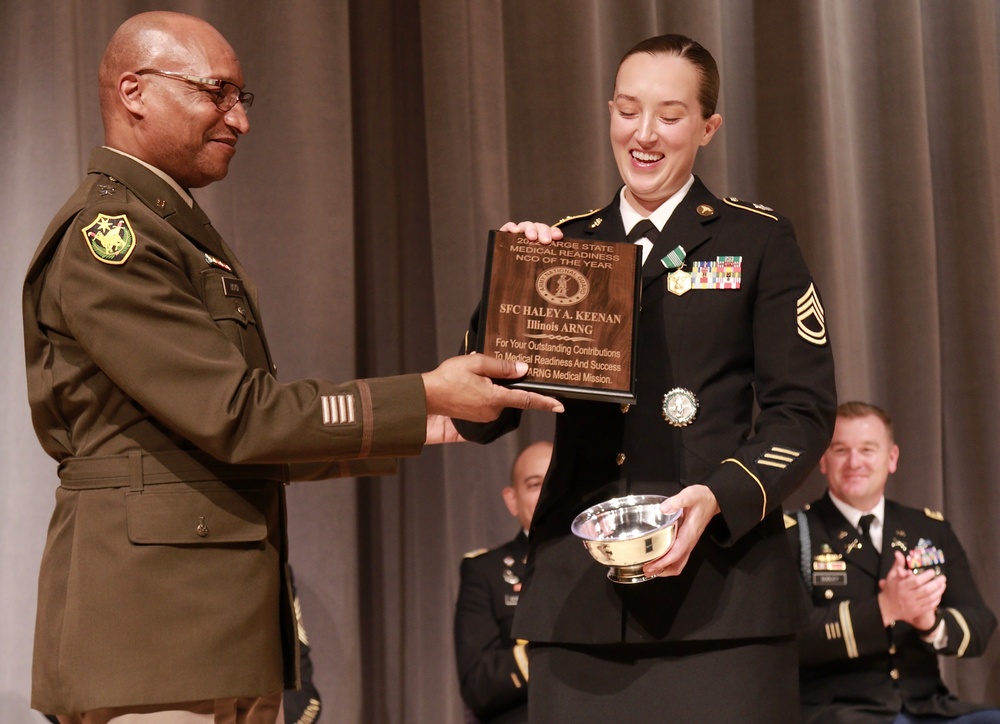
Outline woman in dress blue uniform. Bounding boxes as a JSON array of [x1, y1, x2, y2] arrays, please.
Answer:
[[456, 34, 837, 722]]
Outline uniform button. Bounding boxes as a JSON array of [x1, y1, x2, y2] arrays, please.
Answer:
[[196, 517, 209, 538], [890, 668, 900, 680], [888, 644, 896, 655], [616, 453, 626, 466], [824, 589, 834, 600], [237, 305, 246, 317], [620, 403, 630, 414]]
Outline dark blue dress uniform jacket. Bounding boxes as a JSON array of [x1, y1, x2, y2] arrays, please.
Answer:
[[455, 532, 530, 723], [456, 178, 837, 646], [789, 493, 998, 723]]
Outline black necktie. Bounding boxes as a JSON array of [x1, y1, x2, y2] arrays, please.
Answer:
[[627, 219, 656, 244], [858, 514, 875, 542]]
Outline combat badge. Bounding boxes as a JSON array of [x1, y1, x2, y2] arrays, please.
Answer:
[[813, 544, 847, 586], [662, 387, 698, 426], [82, 213, 136, 265]]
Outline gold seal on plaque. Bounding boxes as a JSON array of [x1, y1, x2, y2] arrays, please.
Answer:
[[536, 266, 590, 306]]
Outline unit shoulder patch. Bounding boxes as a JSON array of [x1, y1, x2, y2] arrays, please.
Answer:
[[553, 208, 601, 227], [82, 213, 136, 265], [724, 196, 778, 221], [463, 548, 489, 559], [924, 508, 945, 521]]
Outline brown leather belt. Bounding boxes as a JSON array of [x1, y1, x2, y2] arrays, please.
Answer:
[[58, 450, 287, 491]]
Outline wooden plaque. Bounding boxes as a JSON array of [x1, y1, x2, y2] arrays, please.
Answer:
[[477, 230, 641, 403]]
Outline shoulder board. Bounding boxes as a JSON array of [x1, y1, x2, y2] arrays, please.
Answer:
[[783, 513, 798, 529], [553, 208, 602, 228], [723, 196, 778, 221], [924, 508, 945, 521], [463, 548, 489, 559]]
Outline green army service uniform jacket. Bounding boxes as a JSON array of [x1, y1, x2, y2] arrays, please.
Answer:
[[22, 148, 427, 713]]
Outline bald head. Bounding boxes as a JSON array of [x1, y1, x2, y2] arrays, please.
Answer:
[[100, 12, 231, 122], [98, 12, 249, 188], [503, 441, 552, 531]]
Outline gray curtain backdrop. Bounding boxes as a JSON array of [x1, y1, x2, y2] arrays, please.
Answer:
[[3, 0, 999, 721]]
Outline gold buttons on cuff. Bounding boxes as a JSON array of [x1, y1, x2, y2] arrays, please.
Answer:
[[616, 453, 626, 466]]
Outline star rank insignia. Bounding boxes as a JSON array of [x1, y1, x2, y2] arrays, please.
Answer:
[[82, 213, 136, 265]]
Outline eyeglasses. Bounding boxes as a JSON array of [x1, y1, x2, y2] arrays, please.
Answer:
[[136, 69, 254, 112]]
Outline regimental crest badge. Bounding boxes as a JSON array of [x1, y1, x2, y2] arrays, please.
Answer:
[[82, 213, 136, 265], [796, 283, 827, 346]]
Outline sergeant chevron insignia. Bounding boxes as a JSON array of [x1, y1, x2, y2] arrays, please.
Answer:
[[796, 283, 828, 345]]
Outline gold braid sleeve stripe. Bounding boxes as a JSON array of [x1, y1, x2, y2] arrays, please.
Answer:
[[721, 458, 766, 521], [945, 607, 972, 657], [513, 639, 530, 683], [294, 699, 321, 724], [839, 600, 859, 659]]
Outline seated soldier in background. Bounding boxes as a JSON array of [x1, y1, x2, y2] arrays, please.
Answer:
[[284, 567, 322, 724], [788, 401, 1000, 723], [453, 441, 552, 724]]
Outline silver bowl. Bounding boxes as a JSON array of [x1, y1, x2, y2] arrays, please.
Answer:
[[571, 495, 681, 584]]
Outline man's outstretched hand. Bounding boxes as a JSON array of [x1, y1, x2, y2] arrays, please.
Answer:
[[421, 354, 564, 426]]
